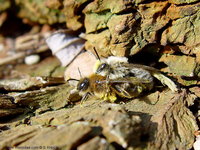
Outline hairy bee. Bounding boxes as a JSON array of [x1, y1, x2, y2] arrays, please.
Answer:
[[74, 56, 177, 102], [76, 74, 153, 103], [93, 56, 178, 92], [77, 74, 116, 102]]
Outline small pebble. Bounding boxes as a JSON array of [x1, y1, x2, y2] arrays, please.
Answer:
[[24, 54, 40, 65], [0, 43, 4, 51]]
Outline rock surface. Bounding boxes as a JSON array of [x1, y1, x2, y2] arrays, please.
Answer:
[[64, 0, 200, 58], [15, 0, 65, 24], [0, 0, 199, 150], [0, 88, 198, 149]]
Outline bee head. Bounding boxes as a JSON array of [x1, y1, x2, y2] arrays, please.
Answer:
[[77, 78, 89, 91], [96, 63, 109, 74], [93, 60, 110, 76]]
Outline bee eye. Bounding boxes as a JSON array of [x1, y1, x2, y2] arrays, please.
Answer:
[[96, 63, 108, 73], [77, 78, 89, 91]]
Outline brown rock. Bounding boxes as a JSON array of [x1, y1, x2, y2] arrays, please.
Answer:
[[30, 101, 142, 148], [125, 89, 198, 149], [15, 0, 65, 24], [85, 13, 141, 56], [77, 137, 114, 150], [84, 1, 171, 56], [139, 1, 170, 43], [0, 1, 199, 149], [0, 76, 65, 91], [14, 57, 64, 78], [98, 107, 141, 148], [0, 125, 40, 150], [107, 14, 139, 56], [169, 0, 199, 4], [83, 0, 138, 56], [167, 3, 200, 20], [9, 84, 72, 112], [159, 54, 198, 76], [0, 88, 197, 149], [63, 0, 200, 58], [161, 10, 200, 54], [45, 0, 62, 10], [0, 95, 25, 117], [0, 95, 16, 109], [63, 0, 91, 30], [15, 122, 102, 150], [0, 108, 25, 118], [85, 30, 112, 57], [190, 87, 200, 98]]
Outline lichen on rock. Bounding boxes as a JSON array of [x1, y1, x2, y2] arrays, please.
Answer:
[[15, 0, 65, 24], [63, 0, 200, 58], [162, 6, 200, 55], [0, 0, 200, 149]]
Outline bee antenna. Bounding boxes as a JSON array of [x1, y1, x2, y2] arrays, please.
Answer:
[[93, 47, 101, 61], [67, 78, 80, 82], [78, 67, 82, 78]]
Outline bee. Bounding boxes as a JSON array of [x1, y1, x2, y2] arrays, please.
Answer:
[[73, 56, 178, 103], [93, 56, 178, 93], [76, 74, 116, 102], [76, 72, 154, 103]]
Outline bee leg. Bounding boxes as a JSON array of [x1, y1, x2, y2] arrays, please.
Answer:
[[102, 75, 110, 101], [105, 75, 110, 95], [102, 75, 118, 102], [80, 92, 91, 106]]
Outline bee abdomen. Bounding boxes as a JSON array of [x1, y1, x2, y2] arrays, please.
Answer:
[[130, 68, 154, 82]]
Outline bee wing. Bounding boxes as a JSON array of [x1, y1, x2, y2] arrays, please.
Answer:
[[111, 84, 133, 98], [124, 63, 159, 73], [108, 77, 152, 84], [109, 77, 149, 98], [125, 64, 178, 92]]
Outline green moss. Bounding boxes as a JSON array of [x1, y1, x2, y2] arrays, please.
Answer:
[[0, 0, 11, 11], [15, 0, 65, 24], [84, 10, 113, 33]]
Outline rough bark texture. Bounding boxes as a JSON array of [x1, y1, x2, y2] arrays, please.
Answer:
[[0, 0, 200, 150], [64, 0, 200, 57]]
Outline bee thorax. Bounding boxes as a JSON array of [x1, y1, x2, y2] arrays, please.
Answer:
[[109, 67, 129, 79], [105, 56, 128, 65]]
